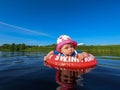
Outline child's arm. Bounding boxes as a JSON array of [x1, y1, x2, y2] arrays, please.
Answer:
[[44, 50, 54, 61], [76, 52, 89, 61]]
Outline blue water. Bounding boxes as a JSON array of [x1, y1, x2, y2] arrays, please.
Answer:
[[0, 52, 120, 90]]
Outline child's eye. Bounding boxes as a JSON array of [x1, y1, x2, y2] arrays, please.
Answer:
[[65, 47, 68, 49]]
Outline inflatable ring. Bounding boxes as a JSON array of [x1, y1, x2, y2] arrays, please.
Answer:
[[44, 54, 97, 69]]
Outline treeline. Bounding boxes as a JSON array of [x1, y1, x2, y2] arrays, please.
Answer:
[[0, 43, 55, 52], [76, 45, 120, 56], [0, 43, 120, 56], [0, 43, 35, 51]]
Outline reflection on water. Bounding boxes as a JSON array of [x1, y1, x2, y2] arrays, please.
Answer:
[[55, 69, 92, 90], [56, 70, 78, 90], [44, 61, 96, 90], [0, 52, 120, 90], [0, 51, 44, 58], [0, 51, 45, 74]]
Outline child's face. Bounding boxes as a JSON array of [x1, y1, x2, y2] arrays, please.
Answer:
[[61, 43, 74, 56]]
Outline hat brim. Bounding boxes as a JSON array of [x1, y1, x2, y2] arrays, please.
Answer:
[[56, 40, 77, 53]]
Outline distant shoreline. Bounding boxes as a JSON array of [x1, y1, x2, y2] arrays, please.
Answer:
[[0, 43, 120, 56]]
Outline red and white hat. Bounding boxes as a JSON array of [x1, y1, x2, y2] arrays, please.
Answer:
[[56, 35, 77, 53]]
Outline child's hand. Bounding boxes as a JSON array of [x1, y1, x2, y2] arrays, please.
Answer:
[[44, 51, 54, 61], [81, 52, 89, 57], [75, 52, 89, 61], [44, 56, 48, 61], [76, 54, 84, 61]]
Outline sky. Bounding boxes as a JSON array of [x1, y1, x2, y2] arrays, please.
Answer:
[[0, 0, 120, 46]]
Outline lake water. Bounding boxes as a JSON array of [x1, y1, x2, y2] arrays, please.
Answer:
[[0, 52, 120, 90]]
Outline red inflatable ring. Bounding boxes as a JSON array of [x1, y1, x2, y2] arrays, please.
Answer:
[[44, 54, 97, 69]]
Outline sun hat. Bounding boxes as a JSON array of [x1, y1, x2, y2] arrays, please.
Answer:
[[56, 35, 77, 53]]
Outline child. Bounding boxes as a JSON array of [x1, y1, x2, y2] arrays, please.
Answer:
[[44, 34, 88, 61]]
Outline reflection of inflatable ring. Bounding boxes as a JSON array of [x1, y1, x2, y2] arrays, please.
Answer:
[[56, 70, 77, 87], [55, 66, 95, 90], [44, 54, 97, 70]]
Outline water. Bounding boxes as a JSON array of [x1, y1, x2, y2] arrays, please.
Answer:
[[0, 52, 120, 90]]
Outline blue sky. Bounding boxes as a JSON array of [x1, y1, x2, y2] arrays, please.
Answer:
[[0, 0, 120, 46]]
